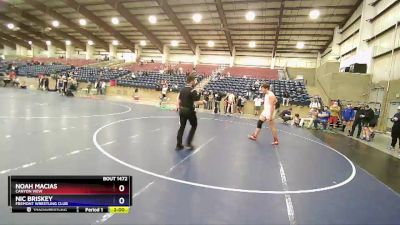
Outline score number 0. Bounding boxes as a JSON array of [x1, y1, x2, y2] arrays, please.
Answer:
[[118, 185, 125, 205]]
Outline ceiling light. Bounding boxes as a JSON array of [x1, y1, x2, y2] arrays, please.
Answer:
[[149, 15, 157, 24], [207, 40, 214, 47], [7, 23, 14, 29], [249, 41, 256, 48], [46, 41, 51, 46], [65, 40, 71, 46], [192, 13, 202, 23], [111, 17, 119, 25], [88, 40, 94, 46], [79, 19, 87, 26], [28, 41, 32, 45], [245, 11, 256, 21], [140, 40, 146, 46], [296, 42, 305, 49], [52, 20, 59, 27], [112, 40, 119, 46], [171, 40, 179, 47], [309, 9, 320, 20]]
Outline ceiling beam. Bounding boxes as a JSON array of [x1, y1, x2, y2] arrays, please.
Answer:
[[155, 0, 196, 54], [0, 14, 65, 51], [2, 2, 86, 50], [86, 4, 353, 14], [64, 0, 135, 52], [232, 33, 332, 37], [181, 27, 334, 32], [216, 0, 234, 56], [105, 0, 163, 53], [0, 32, 32, 49], [273, 0, 285, 58], [26, 0, 109, 50], [0, 37, 17, 49]]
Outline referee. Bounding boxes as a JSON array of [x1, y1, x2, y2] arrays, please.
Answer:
[[176, 74, 206, 150]]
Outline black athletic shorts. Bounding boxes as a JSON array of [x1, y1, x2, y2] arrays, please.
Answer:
[[361, 120, 370, 127]]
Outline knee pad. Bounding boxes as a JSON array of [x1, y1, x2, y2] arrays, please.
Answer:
[[257, 120, 264, 129]]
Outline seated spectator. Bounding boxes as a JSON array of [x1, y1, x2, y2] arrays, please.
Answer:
[[280, 108, 293, 124], [329, 101, 341, 129], [309, 98, 321, 109], [292, 114, 301, 127], [314, 106, 331, 130]]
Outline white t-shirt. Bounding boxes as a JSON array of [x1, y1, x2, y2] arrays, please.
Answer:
[[254, 98, 263, 107], [161, 86, 168, 95]]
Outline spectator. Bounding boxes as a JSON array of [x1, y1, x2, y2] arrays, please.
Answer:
[[208, 92, 214, 110], [280, 108, 292, 124], [293, 114, 301, 127], [203, 90, 209, 109], [254, 96, 263, 116], [341, 104, 355, 134], [236, 96, 244, 114], [314, 106, 330, 130], [255, 79, 260, 86], [225, 92, 235, 115], [350, 104, 364, 138], [214, 92, 222, 114], [282, 91, 290, 106], [388, 106, 400, 150], [309, 98, 321, 109], [368, 108, 379, 140], [361, 105, 375, 142], [329, 101, 341, 129], [300, 108, 318, 128]]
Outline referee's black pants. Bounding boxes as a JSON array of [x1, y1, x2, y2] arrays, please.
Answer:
[[391, 127, 400, 148], [350, 119, 362, 137], [177, 108, 197, 146]]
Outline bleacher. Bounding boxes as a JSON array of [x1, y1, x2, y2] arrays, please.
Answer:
[[195, 64, 218, 76], [61, 67, 130, 82], [117, 72, 203, 92], [223, 66, 279, 79], [32, 57, 96, 67], [123, 63, 163, 72], [18, 64, 72, 77], [204, 77, 310, 106]]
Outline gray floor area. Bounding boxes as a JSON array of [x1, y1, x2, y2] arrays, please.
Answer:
[[1, 88, 400, 225]]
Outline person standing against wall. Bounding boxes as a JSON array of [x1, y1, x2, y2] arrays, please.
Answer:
[[341, 104, 355, 134], [388, 106, 400, 150], [350, 104, 364, 138], [361, 105, 375, 142]]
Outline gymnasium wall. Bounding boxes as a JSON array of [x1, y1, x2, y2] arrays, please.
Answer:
[[286, 67, 316, 86], [317, 72, 371, 103]]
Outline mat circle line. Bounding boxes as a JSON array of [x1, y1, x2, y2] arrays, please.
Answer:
[[92, 116, 356, 194]]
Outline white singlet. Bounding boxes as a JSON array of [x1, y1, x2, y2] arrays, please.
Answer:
[[261, 91, 276, 119]]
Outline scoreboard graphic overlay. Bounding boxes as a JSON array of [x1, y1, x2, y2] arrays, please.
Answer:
[[8, 176, 132, 213]]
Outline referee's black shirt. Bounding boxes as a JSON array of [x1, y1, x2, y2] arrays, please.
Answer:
[[179, 85, 198, 111]]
